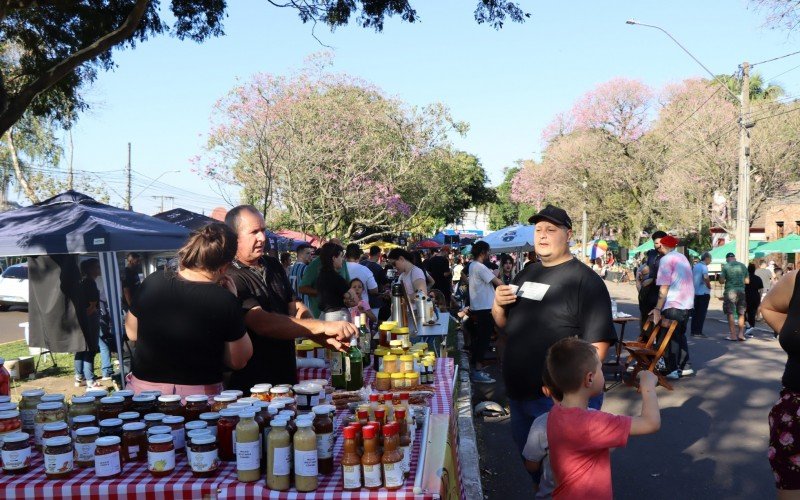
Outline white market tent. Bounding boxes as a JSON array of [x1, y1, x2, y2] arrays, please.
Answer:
[[477, 224, 535, 253]]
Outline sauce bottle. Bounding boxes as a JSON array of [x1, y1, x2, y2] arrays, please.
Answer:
[[382, 422, 404, 490], [266, 420, 291, 491], [361, 424, 382, 490], [331, 350, 346, 390], [293, 419, 318, 492], [395, 408, 411, 476], [312, 406, 334, 475], [235, 410, 261, 482], [345, 337, 364, 391], [341, 426, 361, 490]]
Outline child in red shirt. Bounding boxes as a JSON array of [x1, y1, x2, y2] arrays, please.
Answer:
[[545, 337, 661, 500]]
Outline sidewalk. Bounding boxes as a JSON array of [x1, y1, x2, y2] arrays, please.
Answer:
[[475, 280, 782, 500]]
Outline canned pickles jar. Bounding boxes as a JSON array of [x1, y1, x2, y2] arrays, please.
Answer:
[[19, 389, 45, 433]]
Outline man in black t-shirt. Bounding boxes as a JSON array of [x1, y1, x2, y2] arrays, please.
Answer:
[[492, 205, 616, 471], [121, 252, 141, 311], [224, 206, 357, 391], [425, 246, 453, 306]]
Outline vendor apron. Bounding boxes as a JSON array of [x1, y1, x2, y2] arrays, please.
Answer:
[[125, 373, 223, 402]]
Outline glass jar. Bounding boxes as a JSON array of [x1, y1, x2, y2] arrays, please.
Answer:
[[0, 402, 15, 412], [312, 406, 334, 475], [35, 402, 66, 449], [220, 389, 244, 399], [211, 395, 235, 412], [42, 421, 69, 442], [237, 397, 259, 405], [140, 390, 162, 399], [293, 383, 323, 413], [98, 396, 124, 421], [373, 347, 387, 371], [404, 372, 419, 387], [94, 436, 122, 478], [391, 373, 405, 389], [186, 429, 211, 465], [383, 354, 399, 374], [1, 432, 31, 474], [399, 355, 414, 373], [74, 426, 100, 468], [189, 435, 219, 477], [185, 420, 207, 436], [69, 396, 96, 425], [132, 395, 157, 415], [19, 389, 44, 433], [84, 389, 108, 416], [157, 395, 184, 417], [147, 434, 175, 477], [199, 412, 219, 437], [122, 422, 147, 463], [99, 418, 123, 440], [41, 393, 66, 405], [162, 415, 186, 452], [249, 386, 271, 402], [0, 410, 22, 441], [269, 386, 292, 400], [376, 372, 392, 391], [143, 413, 165, 430], [184, 395, 210, 422], [118, 411, 140, 425], [217, 408, 239, 462], [147, 424, 171, 436], [112, 390, 135, 411], [43, 436, 74, 479], [271, 397, 296, 413]]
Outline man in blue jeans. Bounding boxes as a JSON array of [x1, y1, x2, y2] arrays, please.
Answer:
[[492, 205, 616, 482]]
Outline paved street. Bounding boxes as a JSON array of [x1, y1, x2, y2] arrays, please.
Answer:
[[0, 308, 27, 345], [476, 280, 782, 500]]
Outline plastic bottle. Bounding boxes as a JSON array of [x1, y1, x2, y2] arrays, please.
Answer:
[[395, 408, 411, 476], [382, 422, 404, 489], [341, 426, 361, 490], [235, 411, 261, 482], [293, 419, 318, 492], [361, 424, 382, 490], [266, 420, 290, 491]]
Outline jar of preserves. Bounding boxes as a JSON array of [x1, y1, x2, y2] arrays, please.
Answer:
[[139, 390, 162, 399], [118, 411, 140, 425], [122, 422, 147, 463], [1, 432, 31, 474], [41, 393, 66, 405], [249, 386, 271, 401], [184, 395, 210, 422], [376, 372, 392, 391], [391, 372, 405, 389], [42, 421, 69, 441], [69, 396, 95, 425], [211, 395, 235, 412], [147, 434, 175, 477], [84, 389, 107, 415], [189, 435, 219, 477], [378, 322, 394, 347], [313, 406, 334, 475], [199, 412, 219, 437], [147, 425, 172, 436], [383, 354, 399, 374], [94, 436, 122, 478], [186, 428, 211, 464], [157, 395, 184, 417], [74, 426, 100, 468], [99, 418, 123, 440], [0, 410, 22, 440], [132, 394, 157, 415], [35, 402, 66, 449], [162, 415, 186, 452], [293, 383, 323, 413], [98, 396, 124, 421], [220, 389, 244, 399], [399, 355, 414, 373], [404, 371, 419, 387], [112, 390, 134, 411], [269, 386, 291, 401], [143, 412, 165, 429], [217, 408, 239, 461], [43, 436, 74, 479]]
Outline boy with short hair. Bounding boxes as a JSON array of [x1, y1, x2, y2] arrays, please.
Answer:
[[522, 365, 563, 498], [545, 337, 661, 500]]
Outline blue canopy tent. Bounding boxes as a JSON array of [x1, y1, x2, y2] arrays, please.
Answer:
[[0, 191, 190, 387], [153, 207, 215, 231]]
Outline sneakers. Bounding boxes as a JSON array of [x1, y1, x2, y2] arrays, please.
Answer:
[[101, 375, 113, 381], [745, 327, 755, 338], [471, 371, 496, 384], [85, 380, 104, 389], [74, 378, 86, 388], [681, 367, 695, 377], [665, 370, 681, 380]]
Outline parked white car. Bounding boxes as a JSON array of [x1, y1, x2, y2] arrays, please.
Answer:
[[0, 263, 28, 310]]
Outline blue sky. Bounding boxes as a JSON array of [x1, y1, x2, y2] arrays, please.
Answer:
[[45, 0, 800, 214]]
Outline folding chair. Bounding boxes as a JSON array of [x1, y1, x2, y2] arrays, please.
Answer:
[[623, 319, 679, 391]]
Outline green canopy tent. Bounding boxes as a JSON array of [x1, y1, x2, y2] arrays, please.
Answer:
[[755, 233, 800, 254], [707, 240, 767, 264], [631, 240, 654, 254]]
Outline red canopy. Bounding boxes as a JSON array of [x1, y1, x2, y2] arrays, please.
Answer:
[[414, 239, 442, 249], [275, 229, 324, 248]]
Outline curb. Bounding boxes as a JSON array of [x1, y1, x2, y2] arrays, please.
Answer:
[[455, 327, 483, 500]]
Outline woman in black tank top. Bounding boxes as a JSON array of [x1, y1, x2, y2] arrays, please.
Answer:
[[762, 271, 800, 494]]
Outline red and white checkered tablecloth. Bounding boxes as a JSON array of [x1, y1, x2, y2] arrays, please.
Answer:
[[0, 358, 456, 499]]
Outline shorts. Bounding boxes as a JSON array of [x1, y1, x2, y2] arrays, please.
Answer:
[[768, 389, 800, 489], [723, 290, 746, 315]]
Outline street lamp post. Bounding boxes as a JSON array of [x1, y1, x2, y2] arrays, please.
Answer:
[[626, 20, 751, 263]]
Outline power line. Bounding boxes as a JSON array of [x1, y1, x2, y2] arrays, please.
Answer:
[[751, 50, 800, 67], [765, 62, 800, 84]]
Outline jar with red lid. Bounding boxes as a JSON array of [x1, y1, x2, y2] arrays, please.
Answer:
[[1, 432, 31, 474], [99, 418, 123, 440], [143, 412, 165, 429], [211, 395, 235, 412], [132, 395, 157, 415], [184, 395, 210, 422], [112, 390, 134, 412], [199, 412, 219, 437], [189, 435, 219, 477], [217, 408, 239, 461], [157, 395, 184, 417], [162, 415, 186, 452], [74, 426, 99, 468], [122, 422, 147, 463], [43, 436, 74, 479], [147, 434, 175, 477], [98, 396, 124, 421], [94, 436, 122, 478], [0, 410, 22, 440], [42, 421, 69, 441]]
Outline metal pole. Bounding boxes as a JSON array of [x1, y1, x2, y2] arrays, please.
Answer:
[[735, 62, 751, 263]]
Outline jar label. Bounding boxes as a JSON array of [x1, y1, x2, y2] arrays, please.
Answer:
[[310, 393, 320, 406], [148, 450, 175, 472], [172, 429, 185, 450], [20, 409, 36, 431], [294, 449, 318, 477], [191, 449, 219, 472], [383, 461, 404, 487], [127, 445, 140, 460], [2, 445, 31, 470], [44, 451, 73, 474], [236, 440, 260, 471], [272, 445, 291, 476], [343, 464, 362, 489], [401, 445, 410, 472], [363, 463, 382, 487], [75, 442, 97, 462], [95, 451, 121, 477], [316, 432, 334, 459]]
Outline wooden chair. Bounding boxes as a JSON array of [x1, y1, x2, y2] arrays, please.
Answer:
[[623, 319, 679, 391]]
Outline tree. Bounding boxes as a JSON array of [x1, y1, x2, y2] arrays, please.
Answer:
[[0, 1, 528, 136], [750, 0, 800, 31], [0, 111, 62, 205], [714, 72, 785, 104]]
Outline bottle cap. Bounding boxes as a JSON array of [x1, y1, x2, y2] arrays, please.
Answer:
[[185, 395, 209, 403], [100, 396, 124, 404], [73, 415, 96, 425], [270, 420, 287, 428], [113, 390, 134, 398], [96, 436, 121, 446], [185, 421, 208, 431], [147, 425, 172, 435], [162, 416, 185, 425], [343, 427, 356, 439], [123, 422, 146, 432], [76, 426, 100, 437], [144, 413, 166, 422], [239, 410, 256, 419], [296, 419, 312, 428], [395, 408, 406, 418], [118, 411, 140, 421], [192, 435, 216, 446], [132, 394, 156, 402], [148, 433, 173, 444], [157, 395, 181, 403], [42, 421, 68, 432], [362, 425, 377, 439], [0, 410, 19, 419], [2, 432, 29, 443], [71, 396, 94, 404], [99, 418, 123, 427], [44, 436, 71, 448], [383, 422, 398, 436], [21, 389, 45, 398], [369, 394, 379, 402], [199, 412, 220, 421]]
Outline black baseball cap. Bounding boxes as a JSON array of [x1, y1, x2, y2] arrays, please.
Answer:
[[529, 204, 573, 229], [725, 252, 735, 259]]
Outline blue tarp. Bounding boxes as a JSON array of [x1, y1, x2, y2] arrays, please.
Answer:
[[0, 191, 190, 256]]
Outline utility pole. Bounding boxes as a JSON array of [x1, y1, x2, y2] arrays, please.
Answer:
[[151, 195, 174, 213], [125, 142, 132, 210], [735, 62, 752, 263]]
